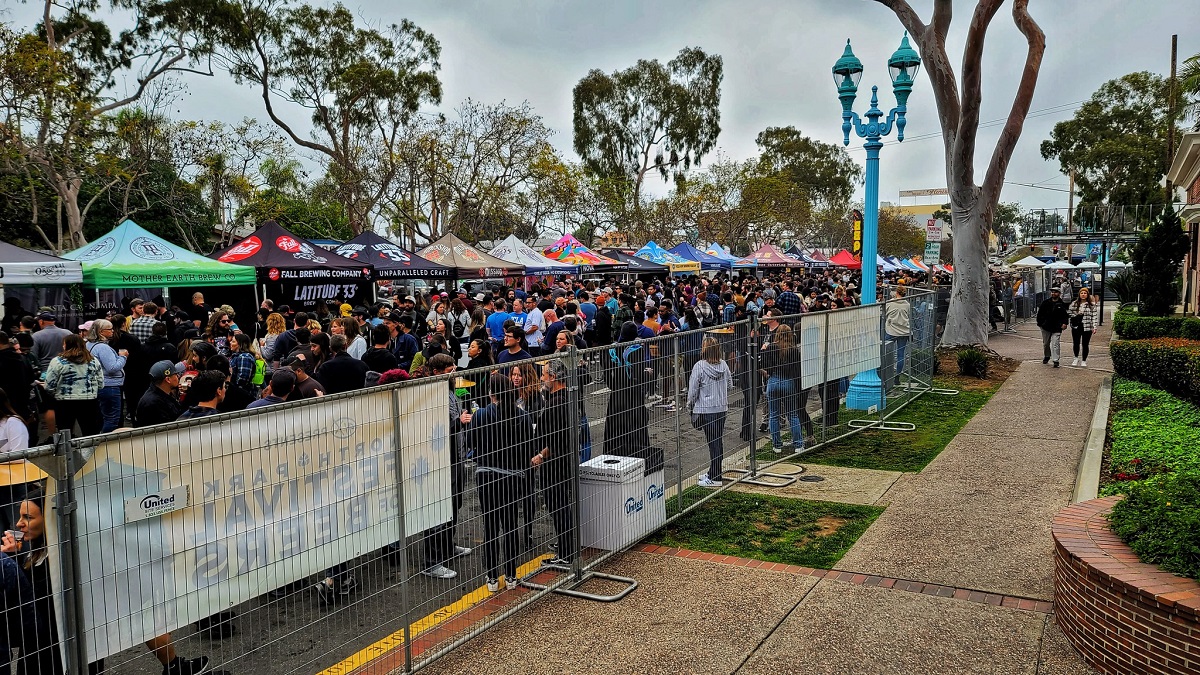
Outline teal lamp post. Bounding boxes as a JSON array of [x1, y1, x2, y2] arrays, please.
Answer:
[[835, 34, 921, 411]]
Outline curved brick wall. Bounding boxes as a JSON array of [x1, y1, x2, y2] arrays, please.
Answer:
[[1052, 496, 1200, 674]]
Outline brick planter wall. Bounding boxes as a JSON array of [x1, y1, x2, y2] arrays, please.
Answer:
[[1052, 496, 1200, 674]]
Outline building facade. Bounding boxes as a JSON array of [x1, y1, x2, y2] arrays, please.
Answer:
[[1166, 131, 1200, 315]]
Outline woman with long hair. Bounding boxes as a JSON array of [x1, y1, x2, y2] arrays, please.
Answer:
[[510, 361, 543, 417], [465, 372, 536, 592], [689, 337, 733, 487], [465, 339, 494, 407], [430, 318, 463, 362], [448, 298, 472, 347], [759, 322, 811, 454], [261, 312, 287, 364], [1069, 286, 1099, 367], [84, 320, 128, 433], [601, 321, 652, 456], [0, 386, 44, 535], [309, 332, 331, 371], [467, 308, 488, 347], [227, 332, 257, 395], [425, 301, 448, 333], [1, 484, 209, 675]]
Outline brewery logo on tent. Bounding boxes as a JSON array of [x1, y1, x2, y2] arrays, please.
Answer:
[[33, 264, 67, 279], [335, 243, 365, 259], [80, 237, 116, 261], [454, 245, 484, 263], [374, 243, 410, 263], [267, 268, 281, 281], [276, 236, 327, 264], [422, 244, 451, 263], [130, 236, 175, 261], [219, 236, 261, 262]]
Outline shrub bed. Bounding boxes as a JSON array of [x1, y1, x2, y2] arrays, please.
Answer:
[[1112, 309, 1200, 340], [1104, 380, 1200, 581], [1109, 338, 1200, 405]]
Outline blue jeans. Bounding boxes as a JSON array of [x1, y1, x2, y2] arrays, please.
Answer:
[[766, 376, 803, 449], [98, 386, 123, 433], [888, 334, 909, 383]]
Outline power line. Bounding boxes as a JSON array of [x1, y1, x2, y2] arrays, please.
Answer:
[[843, 99, 1086, 152], [1004, 181, 1072, 193]]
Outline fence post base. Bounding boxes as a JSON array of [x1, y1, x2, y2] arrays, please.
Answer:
[[722, 468, 800, 488], [520, 563, 638, 603]]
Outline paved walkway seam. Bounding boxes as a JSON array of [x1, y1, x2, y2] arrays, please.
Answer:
[[1070, 374, 1111, 504], [634, 544, 1054, 614]]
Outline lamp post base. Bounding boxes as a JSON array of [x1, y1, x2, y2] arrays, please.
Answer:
[[846, 369, 887, 412]]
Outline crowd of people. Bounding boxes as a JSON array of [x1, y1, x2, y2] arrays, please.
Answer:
[[0, 263, 944, 672]]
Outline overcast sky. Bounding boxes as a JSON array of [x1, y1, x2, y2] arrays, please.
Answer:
[[13, 0, 1200, 215]]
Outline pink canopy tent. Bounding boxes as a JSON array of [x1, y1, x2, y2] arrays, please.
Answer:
[[733, 243, 796, 268]]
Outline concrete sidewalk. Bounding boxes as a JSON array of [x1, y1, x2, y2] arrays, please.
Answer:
[[414, 324, 1108, 675]]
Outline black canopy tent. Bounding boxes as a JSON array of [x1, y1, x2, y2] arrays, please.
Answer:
[[211, 220, 374, 311], [597, 248, 670, 277], [335, 231, 454, 280]]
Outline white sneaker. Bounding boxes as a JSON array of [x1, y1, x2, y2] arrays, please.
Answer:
[[663, 402, 677, 412], [647, 394, 662, 403], [697, 474, 722, 488], [486, 578, 500, 592], [1071, 357, 1079, 366], [772, 446, 783, 455], [453, 545, 472, 558], [506, 577, 519, 590], [422, 564, 457, 580], [1081, 360, 1087, 367]]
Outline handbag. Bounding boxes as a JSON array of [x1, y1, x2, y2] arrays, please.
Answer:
[[1070, 313, 1083, 329]]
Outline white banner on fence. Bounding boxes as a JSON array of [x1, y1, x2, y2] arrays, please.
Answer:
[[49, 381, 450, 663], [798, 305, 882, 389]]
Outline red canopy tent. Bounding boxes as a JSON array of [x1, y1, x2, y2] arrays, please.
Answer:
[[828, 249, 862, 269]]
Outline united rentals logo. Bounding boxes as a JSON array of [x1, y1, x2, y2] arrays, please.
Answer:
[[124, 485, 190, 523]]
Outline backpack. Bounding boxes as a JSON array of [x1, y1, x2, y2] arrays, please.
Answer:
[[451, 315, 465, 337]]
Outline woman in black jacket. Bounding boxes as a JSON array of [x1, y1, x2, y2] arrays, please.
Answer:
[[466, 373, 537, 592], [758, 320, 812, 453]]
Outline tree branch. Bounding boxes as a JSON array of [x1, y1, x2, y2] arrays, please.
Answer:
[[932, 0, 952, 39], [954, 0, 1004, 190], [981, 0, 1045, 208], [251, 38, 335, 160]]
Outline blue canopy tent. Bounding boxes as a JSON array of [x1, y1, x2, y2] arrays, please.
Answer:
[[704, 243, 739, 264], [634, 241, 700, 275], [669, 242, 730, 272]]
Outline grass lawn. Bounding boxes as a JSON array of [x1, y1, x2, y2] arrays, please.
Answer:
[[753, 373, 1008, 473], [648, 491, 883, 569]]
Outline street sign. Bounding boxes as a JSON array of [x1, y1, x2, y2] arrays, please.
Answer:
[[925, 219, 943, 242], [923, 241, 941, 265]]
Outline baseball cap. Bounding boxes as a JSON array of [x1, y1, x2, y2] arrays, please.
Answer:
[[270, 368, 296, 390], [403, 295, 416, 303], [78, 320, 94, 332], [351, 306, 369, 317], [439, 292, 449, 298], [37, 312, 56, 321], [1050, 287, 1061, 293], [150, 360, 185, 380], [339, 303, 353, 317], [474, 293, 486, 302]]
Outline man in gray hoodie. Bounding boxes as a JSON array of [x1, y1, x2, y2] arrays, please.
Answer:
[[687, 336, 733, 487]]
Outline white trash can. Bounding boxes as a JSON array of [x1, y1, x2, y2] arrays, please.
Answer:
[[578, 455, 667, 551]]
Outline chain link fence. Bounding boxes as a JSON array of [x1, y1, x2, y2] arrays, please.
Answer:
[[0, 287, 938, 674]]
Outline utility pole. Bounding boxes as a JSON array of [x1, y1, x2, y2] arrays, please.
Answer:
[[1167, 34, 1178, 197]]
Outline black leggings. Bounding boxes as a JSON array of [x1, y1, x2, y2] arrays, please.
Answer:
[[1071, 327, 1093, 360]]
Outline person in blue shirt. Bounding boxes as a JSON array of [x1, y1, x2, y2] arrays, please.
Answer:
[[392, 315, 421, 371], [486, 299, 511, 356], [496, 326, 532, 364], [507, 298, 528, 337]]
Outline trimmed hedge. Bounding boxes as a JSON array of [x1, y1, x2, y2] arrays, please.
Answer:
[[1109, 469, 1200, 581], [1112, 309, 1200, 340], [1110, 338, 1200, 405]]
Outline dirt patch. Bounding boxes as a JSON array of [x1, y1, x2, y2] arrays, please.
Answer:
[[752, 521, 771, 532], [815, 516, 849, 536], [935, 350, 1019, 391]]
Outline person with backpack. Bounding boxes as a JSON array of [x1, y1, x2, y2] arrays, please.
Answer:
[[601, 321, 652, 457]]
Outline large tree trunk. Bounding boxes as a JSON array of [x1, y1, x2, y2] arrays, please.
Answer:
[[943, 198, 992, 345]]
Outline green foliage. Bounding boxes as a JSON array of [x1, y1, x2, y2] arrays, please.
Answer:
[[1105, 269, 1139, 305], [1109, 338, 1200, 405], [1107, 380, 1200, 480], [755, 126, 861, 210], [1108, 470, 1200, 581], [956, 348, 989, 378], [1040, 72, 1180, 208], [648, 491, 882, 570], [1112, 309, 1200, 339], [1129, 207, 1190, 316], [779, 376, 1002, 473], [572, 46, 723, 224]]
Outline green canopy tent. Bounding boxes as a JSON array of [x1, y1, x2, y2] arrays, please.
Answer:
[[63, 219, 258, 307]]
